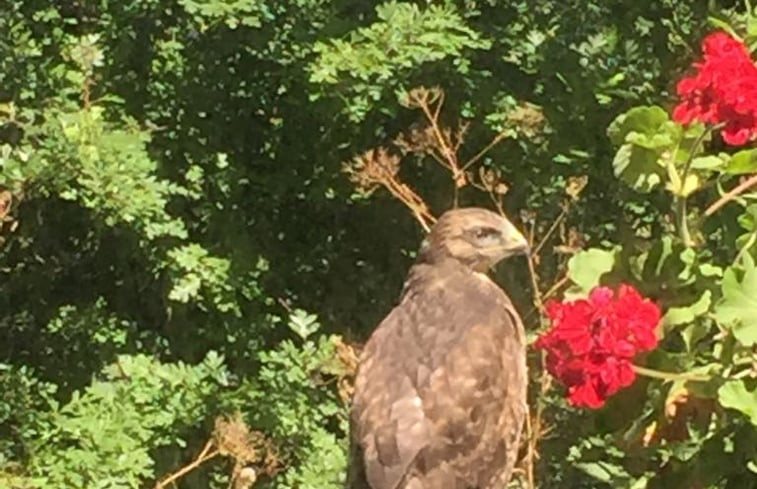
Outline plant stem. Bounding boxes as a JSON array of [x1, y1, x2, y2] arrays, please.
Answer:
[[527, 255, 544, 312], [542, 275, 570, 301], [679, 127, 707, 186], [416, 92, 458, 175], [703, 173, 757, 217], [532, 203, 570, 257], [461, 130, 509, 172], [674, 125, 710, 247], [676, 197, 694, 246], [633, 364, 710, 382], [154, 440, 219, 489]]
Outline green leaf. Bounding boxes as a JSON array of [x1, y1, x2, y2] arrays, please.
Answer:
[[726, 149, 757, 175], [690, 155, 726, 171], [288, 309, 321, 341], [612, 144, 664, 193], [309, 2, 490, 120], [574, 461, 624, 483], [718, 380, 757, 425], [663, 290, 712, 328], [607, 105, 669, 146], [738, 204, 757, 232], [565, 248, 616, 297], [626, 130, 674, 149], [715, 260, 757, 346]]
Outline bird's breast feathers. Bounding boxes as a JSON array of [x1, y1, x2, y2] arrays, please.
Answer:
[[349, 263, 527, 489]]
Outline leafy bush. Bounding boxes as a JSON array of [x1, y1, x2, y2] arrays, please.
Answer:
[[1, 0, 756, 488]]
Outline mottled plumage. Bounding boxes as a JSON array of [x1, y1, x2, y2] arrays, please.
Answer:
[[348, 208, 529, 489]]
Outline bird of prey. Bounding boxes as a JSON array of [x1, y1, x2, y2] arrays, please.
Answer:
[[347, 207, 530, 489]]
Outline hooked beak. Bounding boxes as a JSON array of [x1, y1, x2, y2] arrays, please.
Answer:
[[500, 218, 530, 258]]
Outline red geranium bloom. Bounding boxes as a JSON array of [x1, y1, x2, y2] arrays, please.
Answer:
[[673, 31, 757, 146], [535, 284, 660, 409]]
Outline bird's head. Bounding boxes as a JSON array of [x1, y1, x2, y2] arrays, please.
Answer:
[[418, 207, 530, 272]]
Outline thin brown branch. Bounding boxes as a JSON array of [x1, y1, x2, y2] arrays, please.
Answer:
[[522, 268, 572, 323], [527, 255, 544, 313], [154, 440, 220, 489], [453, 121, 470, 153], [412, 91, 462, 182], [525, 350, 553, 489], [524, 407, 536, 489], [414, 210, 435, 233], [703, 173, 757, 217], [428, 148, 453, 171], [461, 131, 509, 172], [382, 177, 436, 232], [519, 195, 578, 489], [433, 90, 445, 123], [532, 204, 570, 257], [527, 216, 537, 250], [487, 188, 505, 215], [343, 147, 436, 231], [541, 275, 570, 302], [523, 257, 556, 489]]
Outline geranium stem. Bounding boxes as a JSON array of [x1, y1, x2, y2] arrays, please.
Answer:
[[675, 125, 710, 247], [632, 364, 710, 382], [676, 198, 693, 246]]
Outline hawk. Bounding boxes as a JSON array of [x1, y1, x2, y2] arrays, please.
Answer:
[[347, 207, 530, 489]]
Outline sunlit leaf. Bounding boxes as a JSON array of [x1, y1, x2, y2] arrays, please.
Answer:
[[607, 105, 669, 146], [663, 290, 712, 328], [726, 149, 757, 174], [612, 143, 664, 192], [718, 380, 757, 425], [715, 259, 757, 346], [565, 248, 617, 297]]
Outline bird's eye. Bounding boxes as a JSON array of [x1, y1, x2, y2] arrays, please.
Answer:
[[473, 227, 499, 240]]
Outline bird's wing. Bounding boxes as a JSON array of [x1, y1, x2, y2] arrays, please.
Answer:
[[348, 304, 434, 489], [349, 268, 527, 489]]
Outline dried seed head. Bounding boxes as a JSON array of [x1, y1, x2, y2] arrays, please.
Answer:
[[505, 102, 547, 141], [565, 175, 588, 200], [342, 148, 401, 194], [214, 413, 260, 464]]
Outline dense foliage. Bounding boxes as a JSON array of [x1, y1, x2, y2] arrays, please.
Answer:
[[1, 1, 755, 488]]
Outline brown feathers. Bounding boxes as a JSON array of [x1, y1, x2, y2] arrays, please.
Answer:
[[348, 208, 529, 489]]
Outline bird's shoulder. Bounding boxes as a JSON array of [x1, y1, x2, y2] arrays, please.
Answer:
[[365, 259, 522, 360]]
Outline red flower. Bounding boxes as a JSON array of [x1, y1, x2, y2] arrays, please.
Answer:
[[673, 31, 757, 146], [535, 284, 660, 409]]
